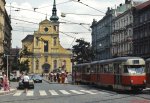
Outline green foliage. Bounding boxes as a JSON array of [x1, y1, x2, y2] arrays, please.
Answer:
[[0, 53, 6, 70], [19, 46, 32, 59], [18, 46, 32, 73], [72, 39, 95, 64], [19, 59, 30, 72]]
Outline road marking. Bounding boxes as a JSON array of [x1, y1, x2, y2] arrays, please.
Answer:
[[26, 90, 34, 96], [39, 90, 47, 96], [13, 91, 23, 96], [70, 90, 84, 94], [80, 90, 97, 94], [59, 90, 70, 95], [49, 90, 59, 95]]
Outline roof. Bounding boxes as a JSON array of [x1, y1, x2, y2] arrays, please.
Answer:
[[135, 0, 150, 9], [22, 35, 34, 42], [39, 19, 50, 24], [146, 58, 150, 62]]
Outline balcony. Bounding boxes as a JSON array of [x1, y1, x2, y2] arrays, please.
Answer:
[[127, 37, 132, 42]]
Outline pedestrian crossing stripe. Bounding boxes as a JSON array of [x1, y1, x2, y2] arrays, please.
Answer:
[[39, 90, 47, 96], [80, 90, 97, 94], [26, 90, 34, 96], [13, 90, 98, 96], [49, 90, 59, 95], [59, 90, 70, 95], [13, 91, 23, 96], [70, 90, 84, 94]]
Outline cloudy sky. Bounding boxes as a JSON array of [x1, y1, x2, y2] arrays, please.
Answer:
[[5, 0, 125, 49]]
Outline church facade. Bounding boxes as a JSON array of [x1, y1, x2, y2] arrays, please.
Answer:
[[21, 0, 72, 74]]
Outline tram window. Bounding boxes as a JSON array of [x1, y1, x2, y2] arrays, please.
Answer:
[[100, 65, 102, 73], [109, 64, 113, 73], [97, 64, 100, 73], [91, 66, 95, 73], [148, 63, 150, 73], [104, 65, 109, 73], [124, 65, 128, 73], [114, 64, 120, 73], [126, 65, 145, 74], [87, 68, 90, 73], [133, 60, 139, 64]]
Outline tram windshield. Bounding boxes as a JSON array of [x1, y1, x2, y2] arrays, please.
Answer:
[[124, 65, 145, 74]]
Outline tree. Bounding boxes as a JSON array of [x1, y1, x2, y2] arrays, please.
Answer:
[[18, 46, 32, 72], [19, 59, 30, 73], [0, 53, 6, 70], [72, 39, 95, 64]]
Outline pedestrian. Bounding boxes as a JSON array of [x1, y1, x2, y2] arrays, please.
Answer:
[[64, 72, 68, 84], [56, 72, 60, 83], [54, 72, 57, 82], [22, 73, 30, 93], [50, 72, 53, 82], [2, 73, 10, 91], [61, 71, 66, 84]]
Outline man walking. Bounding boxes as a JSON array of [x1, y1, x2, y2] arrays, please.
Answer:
[[23, 73, 30, 93]]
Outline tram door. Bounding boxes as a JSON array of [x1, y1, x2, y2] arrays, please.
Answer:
[[114, 63, 121, 89]]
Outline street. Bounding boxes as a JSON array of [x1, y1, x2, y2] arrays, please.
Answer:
[[0, 80, 150, 103]]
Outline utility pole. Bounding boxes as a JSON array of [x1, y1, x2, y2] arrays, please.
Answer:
[[4, 54, 9, 78]]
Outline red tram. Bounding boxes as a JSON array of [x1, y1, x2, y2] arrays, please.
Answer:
[[72, 57, 146, 91], [146, 58, 150, 88]]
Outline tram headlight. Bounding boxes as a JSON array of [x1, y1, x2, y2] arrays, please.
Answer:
[[131, 80, 133, 84], [144, 80, 146, 84]]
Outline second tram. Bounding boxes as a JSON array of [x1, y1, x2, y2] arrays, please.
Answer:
[[146, 58, 150, 88]]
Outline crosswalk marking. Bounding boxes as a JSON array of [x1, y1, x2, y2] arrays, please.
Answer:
[[39, 90, 47, 96], [80, 90, 97, 94], [26, 90, 34, 96], [49, 90, 59, 95], [59, 90, 70, 95], [13, 91, 23, 96], [70, 90, 84, 94], [13, 89, 100, 97]]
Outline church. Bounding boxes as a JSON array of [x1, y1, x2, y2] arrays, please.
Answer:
[[21, 0, 72, 74]]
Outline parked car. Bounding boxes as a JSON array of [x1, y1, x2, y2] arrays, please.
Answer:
[[18, 77, 34, 89], [10, 73, 17, 81], [31, 75, 42, 83]]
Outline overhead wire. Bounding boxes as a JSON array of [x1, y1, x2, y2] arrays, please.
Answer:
[[37, 0, 73, 9], [73, 0, 105, 14], [61, 12, 104, 16]]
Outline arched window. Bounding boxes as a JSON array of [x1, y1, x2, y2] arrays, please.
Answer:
[[44, 41, 48, 52], [62, 60, 66, 69], [36, 59, 39, 70], [53, 60, 57, 69], [54, 25, 58, 32], [53, 37, 57, 46]]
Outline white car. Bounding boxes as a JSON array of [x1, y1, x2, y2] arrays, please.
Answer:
[[10, 73, 17, 81]]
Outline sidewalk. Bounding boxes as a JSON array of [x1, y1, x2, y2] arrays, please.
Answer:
[[0, 82, 17, 95]]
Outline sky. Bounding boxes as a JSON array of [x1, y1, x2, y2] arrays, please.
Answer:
[[5, 0, 125, 49]]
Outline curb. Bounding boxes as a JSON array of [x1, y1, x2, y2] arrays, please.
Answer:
[[0, 88, 17, 96]]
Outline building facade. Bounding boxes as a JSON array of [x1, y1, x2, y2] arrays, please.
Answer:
[[133, 1, 150, 59], [0, 0, 12, 72], [91, 7, 114, 60], [112, 9, 133, 57], [112, 0, 144, 57], [21, 0, 72, 74]]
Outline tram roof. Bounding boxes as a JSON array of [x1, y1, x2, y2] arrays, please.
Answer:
[[97, 57, 143, 64], [146, 58, 150, 62]]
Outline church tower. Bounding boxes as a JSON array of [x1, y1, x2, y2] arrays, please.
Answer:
[[22, 0, 72, 74], [50, 0, 59, 22]]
